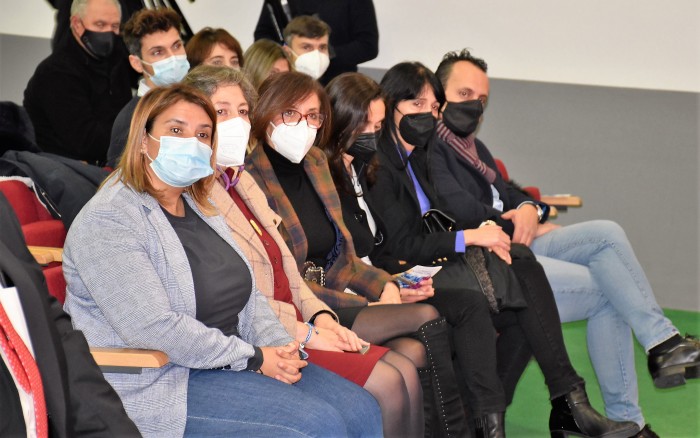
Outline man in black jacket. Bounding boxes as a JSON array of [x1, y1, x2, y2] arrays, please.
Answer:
[[431, 49, 699, 437], [0, 193, 140, 437], [254, 0, 379, 84], [24, 0, 134, 165]]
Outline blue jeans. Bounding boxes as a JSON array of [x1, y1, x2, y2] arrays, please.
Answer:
[[531, 220, 678, 427], [184, 363, 382, 437]]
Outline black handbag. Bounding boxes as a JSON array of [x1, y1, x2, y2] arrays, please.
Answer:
[[422, 209, 456, 233], [422, 209, 526, 313]]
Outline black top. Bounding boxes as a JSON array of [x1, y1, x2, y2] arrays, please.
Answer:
[[368, 138, 463, 270], [337, 162, 377, 259], [430, 136, 548, 238], [265, 144, 336, 266], [163, 200, 252, 337], [0, 355, 26, 436], [254, 0, 379, 84], [23, 33, 134, 164], [107, 95, 141, 168]]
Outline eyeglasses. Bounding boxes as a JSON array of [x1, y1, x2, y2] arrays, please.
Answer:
[[280, 109, 326, 128]]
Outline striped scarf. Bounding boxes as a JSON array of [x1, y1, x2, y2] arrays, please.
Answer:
[[436, 120, 497, 184]]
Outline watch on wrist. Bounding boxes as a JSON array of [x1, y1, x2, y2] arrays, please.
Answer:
[[535, 203, 544, 222]]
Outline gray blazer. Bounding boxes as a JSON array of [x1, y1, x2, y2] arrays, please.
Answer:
[[63, 176, 292, 437]]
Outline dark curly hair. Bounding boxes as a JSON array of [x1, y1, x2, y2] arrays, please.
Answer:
[[435, 49, 488, 88], [123, 8, 182, 57]]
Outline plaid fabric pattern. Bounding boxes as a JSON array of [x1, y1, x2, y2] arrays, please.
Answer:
[[246, 145, 390, 309], [210, 174, 336, 337]]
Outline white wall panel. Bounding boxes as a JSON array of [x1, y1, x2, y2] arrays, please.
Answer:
[[2, 0, 698, 91]]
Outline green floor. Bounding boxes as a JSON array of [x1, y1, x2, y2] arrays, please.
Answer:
[[507, 309, 700, 437]]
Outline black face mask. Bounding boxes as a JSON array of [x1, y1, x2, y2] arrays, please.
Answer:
[[81, 28, 115, 59], [398, 112, 436, 149], [347, 132, 378, 165], [441, 100, 483, 138]]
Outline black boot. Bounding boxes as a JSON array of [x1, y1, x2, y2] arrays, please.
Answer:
[[549, 384, 639, 438], [648, 334, 700, 388], [472, 412, 505, 438], [418, 367, 439, 438], [417, 317, 469, 437]]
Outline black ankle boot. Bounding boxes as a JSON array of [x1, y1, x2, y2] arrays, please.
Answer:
[[648, 334, 700, 388], [472, 412, 505, 438], [549, 384, 639, 438], [417, 317, 469, 437]]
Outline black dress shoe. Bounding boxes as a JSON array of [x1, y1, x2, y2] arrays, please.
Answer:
[[648, 334, 700, 388], [631, 425, 660, 438]]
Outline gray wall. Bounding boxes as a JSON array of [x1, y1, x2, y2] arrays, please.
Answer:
[[0, 34, 52, 104], [1, 35, 698, 310]]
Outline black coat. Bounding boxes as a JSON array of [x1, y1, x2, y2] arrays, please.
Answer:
[[254, 0, 379, 84], [23, 33, 134, 163], [0, 193, 140, 437], [430, 136, 547, 238], [368, 138, 464, 269]]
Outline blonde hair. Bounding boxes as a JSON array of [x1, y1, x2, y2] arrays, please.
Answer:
[[109, 84, 218, 215], [243, 39, 294, 90]]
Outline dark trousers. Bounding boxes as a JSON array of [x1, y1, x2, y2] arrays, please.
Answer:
[[430, 265, 506, 416], [494, 253, 584, 400]]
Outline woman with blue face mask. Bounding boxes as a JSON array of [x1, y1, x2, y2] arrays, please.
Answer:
[[62, 83, 382, 437]]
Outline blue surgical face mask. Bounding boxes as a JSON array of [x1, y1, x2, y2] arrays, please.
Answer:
[[145, 134, 213, 187], [141, 55, 190, 86]]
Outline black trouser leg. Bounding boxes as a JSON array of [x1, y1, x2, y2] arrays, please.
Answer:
[[427, 268, 506, 416], [506, 251, 583, 399], [492, 312, 533, 406]]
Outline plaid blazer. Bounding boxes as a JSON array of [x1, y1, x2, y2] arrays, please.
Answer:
[[63, 176, 291, 436], [246, 145, 391, 309], [210, 173, 336, 337]]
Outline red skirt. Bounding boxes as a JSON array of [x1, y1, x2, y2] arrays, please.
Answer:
[[306, 345, 389, 386]]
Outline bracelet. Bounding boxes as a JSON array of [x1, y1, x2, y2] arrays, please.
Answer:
[[299, 322, 318, 360], [479, 220, 497, 228]]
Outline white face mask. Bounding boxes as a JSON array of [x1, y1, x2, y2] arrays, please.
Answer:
[[293, 50, 330, 79], [269, 120, 317, 163], [216, 117, 251, 167]]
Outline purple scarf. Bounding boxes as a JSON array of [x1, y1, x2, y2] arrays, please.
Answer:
[[436, 120, 497, 184]]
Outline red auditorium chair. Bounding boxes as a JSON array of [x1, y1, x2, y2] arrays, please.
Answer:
[[0, 179, 67, 301], [493, 158, 582, 216]]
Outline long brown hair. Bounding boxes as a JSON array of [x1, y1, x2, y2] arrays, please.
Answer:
[[111, 84, 218, 215], [324, 73, 383, 195], [251, 71, 331, 149]]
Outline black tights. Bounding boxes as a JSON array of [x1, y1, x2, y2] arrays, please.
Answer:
[[349, 303, 440, 438]]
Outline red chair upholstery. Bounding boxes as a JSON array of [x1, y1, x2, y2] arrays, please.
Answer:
[[0, 180, 67, 302], [0, 180, 66, 247], [494, 158, 541, 201], [43, 264, 66, 304]]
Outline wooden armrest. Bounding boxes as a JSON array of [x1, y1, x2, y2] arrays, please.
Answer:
[[541, 195, 582, 208], [28, 246, 63, 264], [548, 206, 558, 219], [90, 347, 169, 369]]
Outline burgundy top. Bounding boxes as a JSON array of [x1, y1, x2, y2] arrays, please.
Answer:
[[227, 172, 303, 322]]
